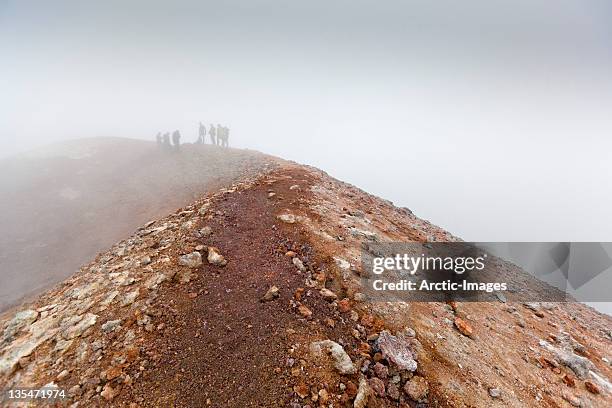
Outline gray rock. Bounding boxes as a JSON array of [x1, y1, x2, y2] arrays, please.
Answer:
[[0, 315, 59, 375], [121, 289, 139, 306], [261, 286, 280, 302], [145, 272, 168, 290], [101, 319, 122, 333], [292, 257, 306, 272], [179, 252, 203, 268], [1, 309, 39, 345], [62, 313, 98, 340], [540, 340, 594, 379], [310, 340, 356, 375], [489, 388, 502, 398]]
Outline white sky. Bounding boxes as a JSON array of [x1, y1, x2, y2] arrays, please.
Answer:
[[1, 0, 611, 241]]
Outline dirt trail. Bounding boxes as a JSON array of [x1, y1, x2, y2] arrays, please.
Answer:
[[119, 167, 344, 406]]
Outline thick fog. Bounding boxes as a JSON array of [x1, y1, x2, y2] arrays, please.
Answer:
[[1, 0, 611, 242]]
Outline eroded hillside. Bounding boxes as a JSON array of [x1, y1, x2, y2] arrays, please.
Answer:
[[0, 162, 610, 407]]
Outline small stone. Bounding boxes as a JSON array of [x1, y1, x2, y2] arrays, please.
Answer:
[[298, 304, 312, 318], [106, 366, 123, 380], [179, 252, 202, 268], [62, 313, 98, 340], [1, 309, 38, 344], [267, 192, 276, 198], [338, 298, 351, 313], [56, 369, 70, 381], [318, 389, 329, 404], [261, 286, 280, 302], [140, 256, 152, 266], [289, 184, 299, 190], [562, 392, 581, 407], [404, 376, 429, 401], [320, 288, 338, 301], [278, 213, 296, 223], [354, 377, 373, 408], [101, 319, 122, 333], [292, 257, 306, 272], [68, 384, 82, 397], [121, 289, 139, 306], [454, 317, 473, 337], [207, 247, 227, 266], [584, 381, 600, 394], [100, 384, 116, 400], [488, 388, 501, 398], [310, 340, 356, 375], [199, 226, 212, 236]]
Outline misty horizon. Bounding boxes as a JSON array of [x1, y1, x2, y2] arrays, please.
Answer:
[[2, 0, 612, 243]]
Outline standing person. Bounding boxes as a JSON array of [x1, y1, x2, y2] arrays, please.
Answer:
[[209, 124, 216, 145], [162, 132, 171, 148], [172, 129, 181, 151], [155, 132, 162, 146], [216, 124, 222, 146], [198, 122, 206, 144], [223, 126, 230, 147]]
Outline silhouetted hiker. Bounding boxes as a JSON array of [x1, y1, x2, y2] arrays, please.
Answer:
[[218, 126, 229, 147], [155, 132, 162, 146], [171, 130, 181, 150], [198, 122, 206, 144], [216, 124, 222, 146], [209, 124, 216, 145], [162, 132, 171, 148]]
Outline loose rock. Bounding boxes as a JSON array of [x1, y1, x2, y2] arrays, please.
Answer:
[[278, 213, 296, 224], [320, 288, 338, 301], [101, 319, 122, 333], [261, 286, 280, 302], [292, 257, 306, 272], [454, 317, 473, 337], [207, 247, 227, 266], [310, 339, 357, 375], [403, 375, 429, 401], [179, 251, 202, 268], [376, 330, 417, 372], [353, 377, 373, 408]]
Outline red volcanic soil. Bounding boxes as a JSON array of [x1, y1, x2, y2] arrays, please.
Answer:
[[0, 137, 276, 311]]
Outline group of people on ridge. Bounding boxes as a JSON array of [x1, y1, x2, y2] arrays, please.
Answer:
[[155, 130, 182, 150], [197, 122, 229, 147], [155, 122, 230, 150]]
